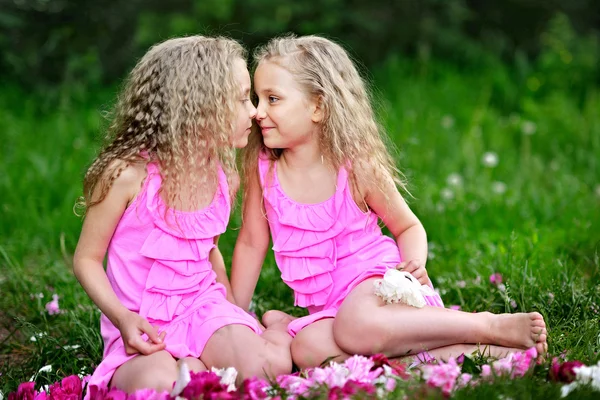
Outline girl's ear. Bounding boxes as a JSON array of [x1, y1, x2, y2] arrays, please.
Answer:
[[311, 95, 325, 123]]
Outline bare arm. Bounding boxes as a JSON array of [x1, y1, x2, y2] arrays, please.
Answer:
[[365, 166, 429, 282], [73, 163, 165, 355], [230, 168, 271, 310], [210, 235, 236, 303]]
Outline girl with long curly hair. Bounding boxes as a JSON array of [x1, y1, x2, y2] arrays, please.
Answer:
[[231, 35, 547, 369], [73, 36, 291, 396]]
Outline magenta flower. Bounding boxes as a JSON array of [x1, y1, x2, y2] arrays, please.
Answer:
[[240, 377, 269, 400], [127, 388, 169, 400], [328, 380, 376, 399], [421, 357, 461, 396], [45, 294, 60, 315], [48, 375, 82, 400], [344, 355, 380, 382], [489, 273, 503, 286], [370, 354, 390, 370], [549, 358, 585, 383], [181, 371, 231, 399], [276, 373, 310, 396], [103, 388, 128, 400], [10, 382, 37, 400], [87, 385, 106, 400]]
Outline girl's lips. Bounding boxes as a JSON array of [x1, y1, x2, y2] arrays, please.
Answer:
[[261, 127, 273, 134]]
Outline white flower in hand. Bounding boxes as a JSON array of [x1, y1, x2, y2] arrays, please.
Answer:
[[374, 269, 434, 308]]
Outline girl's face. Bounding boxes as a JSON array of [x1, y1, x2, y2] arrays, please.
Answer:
[[253, 61, 322, 150], [231, 59, 257, 149]]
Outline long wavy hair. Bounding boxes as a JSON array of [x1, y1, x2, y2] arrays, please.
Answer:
[[79, 35, 245, 214], [243, 35, 405, 213]]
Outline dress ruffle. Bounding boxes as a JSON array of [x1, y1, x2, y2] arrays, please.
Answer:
[[260, 156, 351, 308], [145, 163, 230, 240], [138, 163, 230, 322]]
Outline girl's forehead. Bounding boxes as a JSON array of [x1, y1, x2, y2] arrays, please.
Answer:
[[254, 61, 294, 85]]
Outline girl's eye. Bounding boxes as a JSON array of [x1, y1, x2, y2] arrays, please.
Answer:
[[241, 98, 250, 103], [268, 96, 278, 104]]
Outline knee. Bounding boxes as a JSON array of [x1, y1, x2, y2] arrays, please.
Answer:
[[291, 331, 344, 369], [121, 364, 178, 393], [333, 314, 388, 356], [243, 345, 292, 380]]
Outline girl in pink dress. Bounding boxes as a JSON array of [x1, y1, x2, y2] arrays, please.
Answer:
[[231, 35, 548, 369], [73, 36, 291, 396]]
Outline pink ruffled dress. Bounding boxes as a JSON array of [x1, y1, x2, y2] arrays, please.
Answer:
[[85, 162, 260, 397], [258, 154, 444, 337]]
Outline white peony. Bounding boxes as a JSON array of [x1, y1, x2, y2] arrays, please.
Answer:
[[374, 269, 435, 308]]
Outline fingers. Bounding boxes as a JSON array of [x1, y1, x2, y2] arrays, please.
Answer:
[[141, 320, 164, 345], [126, 337, 166, 355], [396, 260, 430, 286], [123, 320, 167, 356], [399, 260, 422, 274]]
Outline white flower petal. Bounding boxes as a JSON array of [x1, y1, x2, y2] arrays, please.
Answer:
[[170, 362, 191, 397]]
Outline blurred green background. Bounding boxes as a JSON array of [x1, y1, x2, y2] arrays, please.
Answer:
[[1, 1, 599, 397]]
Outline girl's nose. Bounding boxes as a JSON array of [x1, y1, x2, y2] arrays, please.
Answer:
[[255, 104, 266, 121], [249, 104, 257, 119]]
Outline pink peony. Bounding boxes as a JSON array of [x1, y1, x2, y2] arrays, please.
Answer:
[[344, 355, 380, 382], [489, 273, 503, 286], [276, 373, 310, 396], [239, 377, 269, 400], [328, 380, 376, 400], [86, 385, 106, 400], [48, 375, 82, 400], [421, 357, 461, 396], [549, 358, 585, 383], [45, 294, 61, 315], [103, 388, 127, 400], [11, 382, 37, 400], [370, 354, 390, 370], [181, 371, 232, 399]]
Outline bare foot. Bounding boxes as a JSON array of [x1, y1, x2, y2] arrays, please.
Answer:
[[488, 312, 547, 355], [262, 310, 297, 328]]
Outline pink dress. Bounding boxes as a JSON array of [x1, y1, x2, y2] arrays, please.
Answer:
[[85, 162, 260, 397], [258, 154, 444, 337]]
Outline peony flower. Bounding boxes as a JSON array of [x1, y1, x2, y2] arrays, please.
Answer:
[[211, 367, 238, 392], [48, 375, 82, 400], [240, 377, 269, 400], [489, 273, 503, 285], [549, 358, 585, 383], [181, 371, 230, 399], [421, 357, 461, 396], [103, 388, 128, 400], [374, 269, 435, 308], [45, 295, 60, 315], [11, 382, 37, 400]]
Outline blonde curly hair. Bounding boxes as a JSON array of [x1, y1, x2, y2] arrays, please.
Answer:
[[80, 35, 245, 214], [244, 35, 405, 210]]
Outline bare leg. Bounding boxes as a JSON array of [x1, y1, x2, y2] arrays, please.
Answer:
[[201, 324, 292, 383], [291, 318, 351, 369], [290, 319, 527, 369], [333, 278, 547, 357], [111, 351, 178, 393]]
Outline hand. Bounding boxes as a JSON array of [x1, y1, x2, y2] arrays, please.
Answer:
[[116, 310, 167, 355], [396, 259, 430, 286]]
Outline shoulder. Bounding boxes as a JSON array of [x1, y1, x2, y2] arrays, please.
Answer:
[[92, 159, 147, 205]]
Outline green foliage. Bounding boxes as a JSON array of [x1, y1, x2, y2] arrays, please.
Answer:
[[2, 1, 599, 88]]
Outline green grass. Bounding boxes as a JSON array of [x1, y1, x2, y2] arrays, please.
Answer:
[[0, 52, 599, 398]]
